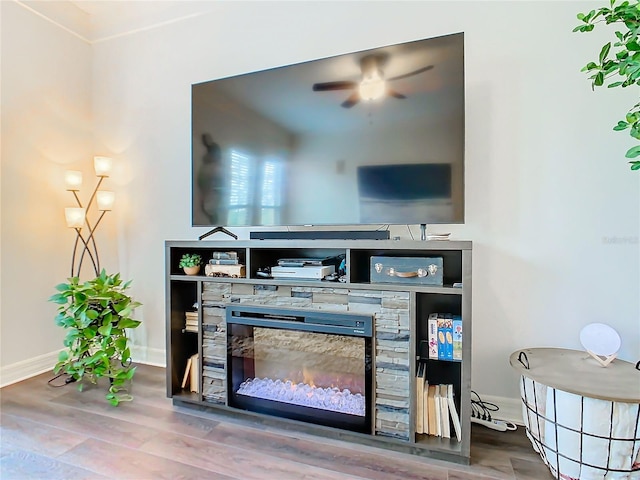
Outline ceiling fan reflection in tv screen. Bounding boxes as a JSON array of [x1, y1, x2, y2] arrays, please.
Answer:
[[192, 32, 465, 229]]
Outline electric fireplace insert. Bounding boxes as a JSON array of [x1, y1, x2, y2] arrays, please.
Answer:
[[226, 305, 373, 433]]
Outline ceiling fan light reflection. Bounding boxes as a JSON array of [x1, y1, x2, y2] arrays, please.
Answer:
[[359, 78, 386, 101]]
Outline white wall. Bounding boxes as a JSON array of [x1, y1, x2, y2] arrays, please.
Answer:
[[2, 1, 638, 407], [0, 1, 105, 383]]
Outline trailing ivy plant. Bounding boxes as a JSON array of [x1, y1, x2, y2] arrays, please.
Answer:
[[574, 0, 640, 170], [49, 270, 142, 406]]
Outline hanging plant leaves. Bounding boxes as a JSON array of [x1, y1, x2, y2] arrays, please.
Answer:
[[49, 271, 142, 406]]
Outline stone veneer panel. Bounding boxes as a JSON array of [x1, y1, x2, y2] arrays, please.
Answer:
[[201, 283, 231, 404], [200, 282, 410, 440]]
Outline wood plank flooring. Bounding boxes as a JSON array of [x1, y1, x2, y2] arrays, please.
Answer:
[[0, 364, 553, 480]]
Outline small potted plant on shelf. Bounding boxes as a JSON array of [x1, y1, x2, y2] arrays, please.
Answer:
[[179, 253, 202, 275]]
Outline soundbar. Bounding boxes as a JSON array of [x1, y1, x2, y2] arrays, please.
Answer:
[[250, 230, 390, 240]]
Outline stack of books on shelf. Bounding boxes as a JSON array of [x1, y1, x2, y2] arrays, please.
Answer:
[[204, 251, 245, 278], [184, 311, 198, 333], [415, 363, 461, 442], [427, 312, 462, 361], [181, 353, 199, 393]]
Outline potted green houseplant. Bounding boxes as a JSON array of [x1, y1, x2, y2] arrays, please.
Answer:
[[179, 253, 202, 275], [49, 270, 142, 406], [574, 0, 640, 170]]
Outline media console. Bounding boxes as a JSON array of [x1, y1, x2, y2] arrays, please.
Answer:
[[165, 239, 472, 463]]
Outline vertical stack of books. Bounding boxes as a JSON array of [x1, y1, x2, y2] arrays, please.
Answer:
[[181, 353, 199, 393], [184, 311, 198, 333], [415, 365, 461, 442]]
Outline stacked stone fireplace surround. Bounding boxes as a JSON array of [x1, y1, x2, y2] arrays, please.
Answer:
[[200, 282, 411, 441]]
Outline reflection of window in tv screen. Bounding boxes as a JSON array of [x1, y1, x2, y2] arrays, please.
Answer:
[[357, 164, 452, 200]]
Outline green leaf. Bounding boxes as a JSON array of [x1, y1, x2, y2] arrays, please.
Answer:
[[54, 283, 71, 292], [49, 293, 69, 305], [595, 71, 605, 86], [117, 318, 141, 329], [627, 40, 640, 51], [599, 42, 612, 63], [630, 160, 640, 170], [98, 324, 112, 336], [115, 337, 127, 351], [58, 350, 69, 362], [625, 145, 640, 158]]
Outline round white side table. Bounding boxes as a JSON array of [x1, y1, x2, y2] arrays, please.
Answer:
[[510, 348, 640, 480]]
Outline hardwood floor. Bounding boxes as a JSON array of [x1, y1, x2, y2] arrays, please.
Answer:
[[0, 364, 553, 480]]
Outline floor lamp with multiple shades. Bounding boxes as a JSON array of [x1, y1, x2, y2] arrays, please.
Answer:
[[64, 156, 115, 278]]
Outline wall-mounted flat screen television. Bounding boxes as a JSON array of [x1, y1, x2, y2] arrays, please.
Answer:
[[192, 32, 464, 227]]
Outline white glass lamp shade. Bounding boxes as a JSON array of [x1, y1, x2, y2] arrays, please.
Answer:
[[96, 190, 115, 211], [94, 156, 113, 177], [359, 76, 386, 101], [64, 170, 83, 190], [65, 207, 86, 228]]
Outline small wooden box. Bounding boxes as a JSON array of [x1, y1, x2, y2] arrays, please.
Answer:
[[370, 256, 443, 286], [204, 264, 245, 278]]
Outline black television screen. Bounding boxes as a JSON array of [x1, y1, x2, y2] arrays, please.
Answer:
[[192, 32, 464, 227]]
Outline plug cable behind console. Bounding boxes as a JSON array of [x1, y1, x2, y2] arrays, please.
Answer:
[[471, 390, 517, 432]]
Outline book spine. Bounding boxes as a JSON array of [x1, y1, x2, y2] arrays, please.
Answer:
[[434, 386, 442, 437], [453, 316, 462, 361], [208, 259, 239, 265], [190, 353, 199, 393], [423, 380, 430, 435], [438, 314, 453, 361], [428, 313, 439, 360], [427, 385, 437, 436], [440, 384, 450, 438], [445, 313, 454, 361], [415, 362, 424, 434], [447, 384, 462, 442]]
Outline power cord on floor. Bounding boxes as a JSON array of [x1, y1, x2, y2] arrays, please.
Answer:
[[47, 373, 77, 388], [471, 390, 517, 432]]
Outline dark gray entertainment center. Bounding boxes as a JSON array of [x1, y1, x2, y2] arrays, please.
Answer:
[[165, 238, 472, 463]]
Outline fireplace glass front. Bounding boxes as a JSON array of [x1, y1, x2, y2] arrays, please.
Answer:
[[227, 306, 373, 433]]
